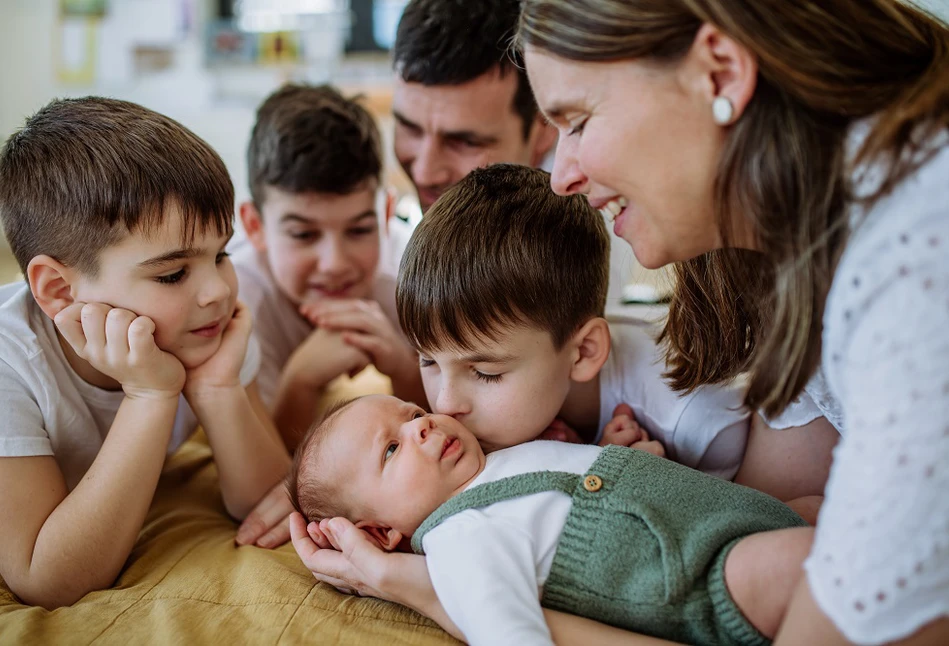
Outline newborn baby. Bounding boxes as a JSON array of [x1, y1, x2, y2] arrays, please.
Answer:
[[288, 394, 812, 646]]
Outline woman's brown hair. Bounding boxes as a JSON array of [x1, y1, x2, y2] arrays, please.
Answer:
[[518, 0, 949, 415]]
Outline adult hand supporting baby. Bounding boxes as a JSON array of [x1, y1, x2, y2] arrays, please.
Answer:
[[288, 512, 464, 641], [235, 481, 294, 548]]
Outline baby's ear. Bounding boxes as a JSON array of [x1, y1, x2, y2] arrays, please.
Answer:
[[354, 521, 403, 552]]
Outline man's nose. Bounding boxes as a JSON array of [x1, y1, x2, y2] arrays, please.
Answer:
[[411, 137, 452, 188]]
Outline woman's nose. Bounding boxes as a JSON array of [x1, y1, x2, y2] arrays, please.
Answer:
[[549, 134, 588, 196]]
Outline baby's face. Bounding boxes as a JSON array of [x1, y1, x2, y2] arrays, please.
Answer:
[[327, 395, 485, 536]]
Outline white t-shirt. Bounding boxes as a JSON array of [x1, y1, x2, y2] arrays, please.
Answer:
[[0, 283, 260, 491], [598, 318, 751, 480], [231, 242, 399, 408], [802, 126, 949, 644], [423, 440, 601, 646]]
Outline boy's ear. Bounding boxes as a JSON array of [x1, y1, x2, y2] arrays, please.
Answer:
[[529, 116, 558, 168], [27, 255, 77, 319], [238, 201, 268, 253], [568, 317, 611, 383], [354, 520, 403, 552]]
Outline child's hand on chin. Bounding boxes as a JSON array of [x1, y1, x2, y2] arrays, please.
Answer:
[[183, 300, 252, 397], [54, 301, 185, 400]]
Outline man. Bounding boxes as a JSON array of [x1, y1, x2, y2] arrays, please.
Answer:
[[384, 0, 638, 312]]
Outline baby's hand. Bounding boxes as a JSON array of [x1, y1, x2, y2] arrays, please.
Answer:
[[537, 418, 586, 444], [599, 403, 666, 458], [184, 301, 252, 396], [55, 302, 185, 400]]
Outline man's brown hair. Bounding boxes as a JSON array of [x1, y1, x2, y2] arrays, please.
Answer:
[[0, 97, 233, 276], [287, 398, 360, 524], [397, 164, 609, 352], [247, 84, 382, 208]]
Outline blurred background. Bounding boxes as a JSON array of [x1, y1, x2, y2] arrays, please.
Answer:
[[0, 0, 947, 286]]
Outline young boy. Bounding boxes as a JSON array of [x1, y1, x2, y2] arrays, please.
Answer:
[[0, 97, 290, 609], [233, 83, 423, 449], [288, 393, 813, 646], [395, 164, 833, 499]]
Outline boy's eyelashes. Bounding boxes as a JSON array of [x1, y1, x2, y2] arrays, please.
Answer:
[[419, 357, 503, 384], [284, 224, 378, 242], [153, 251, 229, 285]]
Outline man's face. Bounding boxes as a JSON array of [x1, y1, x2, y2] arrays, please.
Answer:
[[419, 324, 577, 452], [393, 67, 539, 211], [328, 395, 485, 536], [247, 184, 381, 307], [71, 207, 238, 369]]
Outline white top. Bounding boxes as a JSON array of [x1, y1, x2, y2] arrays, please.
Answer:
[[423, 440, 601, 646], [803, 127, 949, 644], [598, 318, 751, 480], [231, 242, 399, 408], [0, 283, 260, 491]]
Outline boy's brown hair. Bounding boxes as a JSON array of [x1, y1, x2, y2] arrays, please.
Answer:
[[0, 97, 233, 276], [247, 84, 382, 208], [287, 398, 359, 523], [397, 164, 609, 352]]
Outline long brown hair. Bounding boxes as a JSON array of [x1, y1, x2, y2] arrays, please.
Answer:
[[518, 0, 949, 415]]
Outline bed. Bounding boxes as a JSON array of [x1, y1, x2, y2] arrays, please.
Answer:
[[0, 370, 457, 645]]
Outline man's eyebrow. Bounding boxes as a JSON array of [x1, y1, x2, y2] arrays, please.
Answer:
[[393, 109, 498, 145], [138, 248, 200, 269], [348, 210, 377, 224]]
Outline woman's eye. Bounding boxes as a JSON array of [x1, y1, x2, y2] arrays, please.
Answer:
[[156, 268, 186, 284], [475, 370, 502, 384], [383, 442, 398, 462], [567, 119, 587, 136]]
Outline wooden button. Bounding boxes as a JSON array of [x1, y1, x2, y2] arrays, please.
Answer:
[[583, 475, 603, 492]]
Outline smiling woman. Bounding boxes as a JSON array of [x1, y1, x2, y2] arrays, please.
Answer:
[[517, 0, 949, 644]]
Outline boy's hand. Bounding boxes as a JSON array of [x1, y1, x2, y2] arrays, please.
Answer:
[[55, 302, 185, 400], [599, 403, 666, 457], [300, 299, 417, 382], [184, 301, 252, 396], [537, 418, 586, 444], [291, 325, 371, 388], [235, 481, 293, 549]]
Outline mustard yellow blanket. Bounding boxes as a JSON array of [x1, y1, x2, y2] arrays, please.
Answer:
[[0, 372, 457, 645]]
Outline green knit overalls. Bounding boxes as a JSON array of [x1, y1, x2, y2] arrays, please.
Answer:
[[412, 446, 807, 646]]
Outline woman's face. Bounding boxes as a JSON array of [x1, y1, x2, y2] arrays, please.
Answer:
[[525, 47, 727, 269]]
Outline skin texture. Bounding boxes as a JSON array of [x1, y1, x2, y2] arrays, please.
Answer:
[[392, 68, 556, 212]]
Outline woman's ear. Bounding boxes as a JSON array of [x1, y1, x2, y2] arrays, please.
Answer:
[[238, 201, 268, 253], [568, 317, 611, 383], [354, 520, 404, 552], [684, 22, 758, 123], [27, 255, 77, 319]]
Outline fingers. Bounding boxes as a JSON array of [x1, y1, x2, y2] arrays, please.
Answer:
[[341, 331, 384, 358], [290, 512, 320, 560], [105, 308, 135, 358], [612, 402, 635, 419], [255, 522, 291, 549], [53, 302, 88, 354], [307, 521, 334, 550], [237, 484, 294, 546], [79, 302, 109, 350], [631, 439, 666, 458], [127, 316, 158, 357]]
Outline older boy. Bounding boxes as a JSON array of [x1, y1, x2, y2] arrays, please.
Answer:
[[0, 97, 289, 608], [288, 394, 813, 646], [234, 84, 422, 449]]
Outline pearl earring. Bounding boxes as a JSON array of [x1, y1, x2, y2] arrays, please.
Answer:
[[712, 96, 735, 125]]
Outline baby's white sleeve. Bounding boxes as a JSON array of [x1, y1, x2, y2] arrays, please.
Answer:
[[806, 216, 949, 644], [423, 513, 553, 646]]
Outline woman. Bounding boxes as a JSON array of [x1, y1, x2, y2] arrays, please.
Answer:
[[291, 1, 949, 643], [517, 0, 949, 644]]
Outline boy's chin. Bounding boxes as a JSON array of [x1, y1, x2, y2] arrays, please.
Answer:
[[174, 339, 223, 370]]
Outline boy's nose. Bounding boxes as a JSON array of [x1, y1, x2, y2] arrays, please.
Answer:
[[199, 270, 232, 307], [317, 238, 353, 276]]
